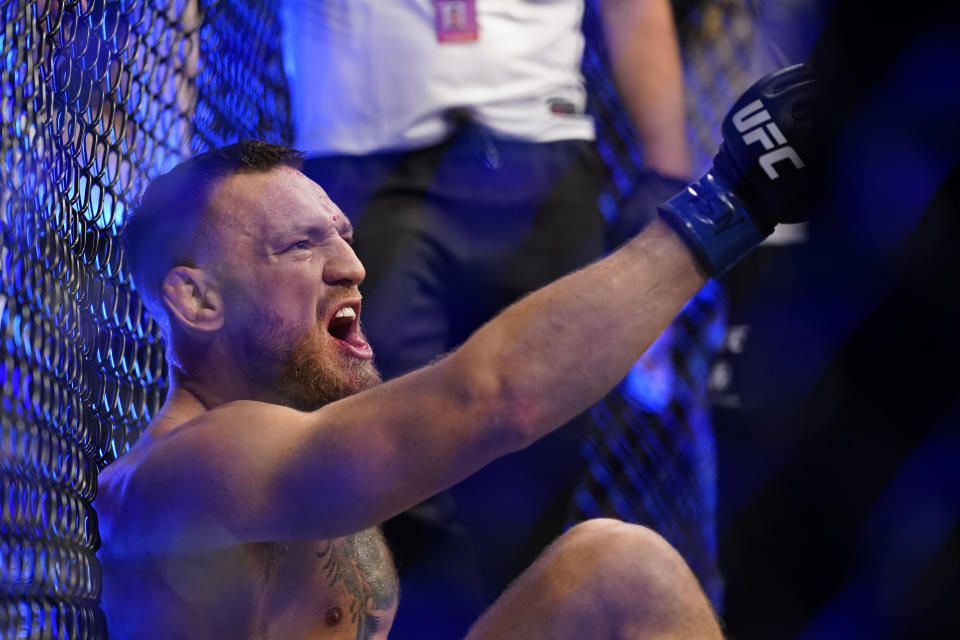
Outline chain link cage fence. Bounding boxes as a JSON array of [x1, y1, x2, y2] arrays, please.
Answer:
[[1, 0, 288, 636], [1, 0, 763, 637]]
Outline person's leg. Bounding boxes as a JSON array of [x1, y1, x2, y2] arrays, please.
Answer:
[[465, 519, 724, 640]]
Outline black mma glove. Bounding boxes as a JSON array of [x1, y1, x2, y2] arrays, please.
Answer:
[[658, 63, 817, 275]]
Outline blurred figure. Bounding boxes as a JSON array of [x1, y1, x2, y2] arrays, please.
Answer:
[[282, 1, 694, 636]]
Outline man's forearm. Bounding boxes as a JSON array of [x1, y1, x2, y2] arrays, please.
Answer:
[[449, 220, 705, 448], [601, 0, 691, 178]]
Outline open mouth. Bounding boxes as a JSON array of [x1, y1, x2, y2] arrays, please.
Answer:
[[325, 301, 374, 361], [327, 304, 359, 342]]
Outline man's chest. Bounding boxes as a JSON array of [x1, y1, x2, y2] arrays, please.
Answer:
[[102, 528, 398, 640], [252, 529, 399, 640]]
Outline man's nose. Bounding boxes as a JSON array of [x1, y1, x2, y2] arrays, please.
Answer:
[[323, 239, 366, 286]]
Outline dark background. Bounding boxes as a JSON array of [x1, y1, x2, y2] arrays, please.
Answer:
[[713, 2, 960, 636]]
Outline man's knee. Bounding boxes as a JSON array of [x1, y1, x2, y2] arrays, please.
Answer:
[[542, 519, 720, 637], [467, 519, 722, 640], [549, 518, 683, 587]]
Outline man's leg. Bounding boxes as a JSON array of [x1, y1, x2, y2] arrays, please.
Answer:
[[465, 519, 724, 640]]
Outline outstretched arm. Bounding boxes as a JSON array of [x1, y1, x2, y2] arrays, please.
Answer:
[[116, 221, 703, 552], [298, 220, 705, 532]]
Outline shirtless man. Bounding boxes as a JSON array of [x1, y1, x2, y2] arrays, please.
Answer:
[[96, 65, 814, 639]]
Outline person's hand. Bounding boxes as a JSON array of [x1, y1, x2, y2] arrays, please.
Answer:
[[658, 64, 816, 275]]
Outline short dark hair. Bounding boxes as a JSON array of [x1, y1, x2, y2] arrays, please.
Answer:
[[122, 140, 304, 331]]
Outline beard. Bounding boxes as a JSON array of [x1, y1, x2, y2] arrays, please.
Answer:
[[244, 307, 382, 411], [275, 324, 382, 411]]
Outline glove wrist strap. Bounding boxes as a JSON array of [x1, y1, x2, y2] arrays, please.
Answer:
[[657, 170, 768, 276]]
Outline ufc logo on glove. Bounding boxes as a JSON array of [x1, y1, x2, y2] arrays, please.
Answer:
[[731, 100, 806, 180]]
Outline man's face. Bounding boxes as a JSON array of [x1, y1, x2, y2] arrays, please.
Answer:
[[205, 166, 381, 409]]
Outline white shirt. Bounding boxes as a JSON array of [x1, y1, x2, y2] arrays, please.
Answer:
[[283, 0, 595, 156]]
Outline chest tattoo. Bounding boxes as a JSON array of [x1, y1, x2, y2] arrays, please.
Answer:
[[315, 529, 397, 640]]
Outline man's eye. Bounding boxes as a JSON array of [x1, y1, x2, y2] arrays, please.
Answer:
[[286, 240, 310, 252]]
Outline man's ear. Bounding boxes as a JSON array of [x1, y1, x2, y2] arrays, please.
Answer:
[[161, 266, 224, 333]]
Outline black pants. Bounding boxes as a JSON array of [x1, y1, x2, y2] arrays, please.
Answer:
[[302, 125, 607, 638]]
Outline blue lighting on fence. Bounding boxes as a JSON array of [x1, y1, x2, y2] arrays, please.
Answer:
[[0, 1, 263, 633]]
